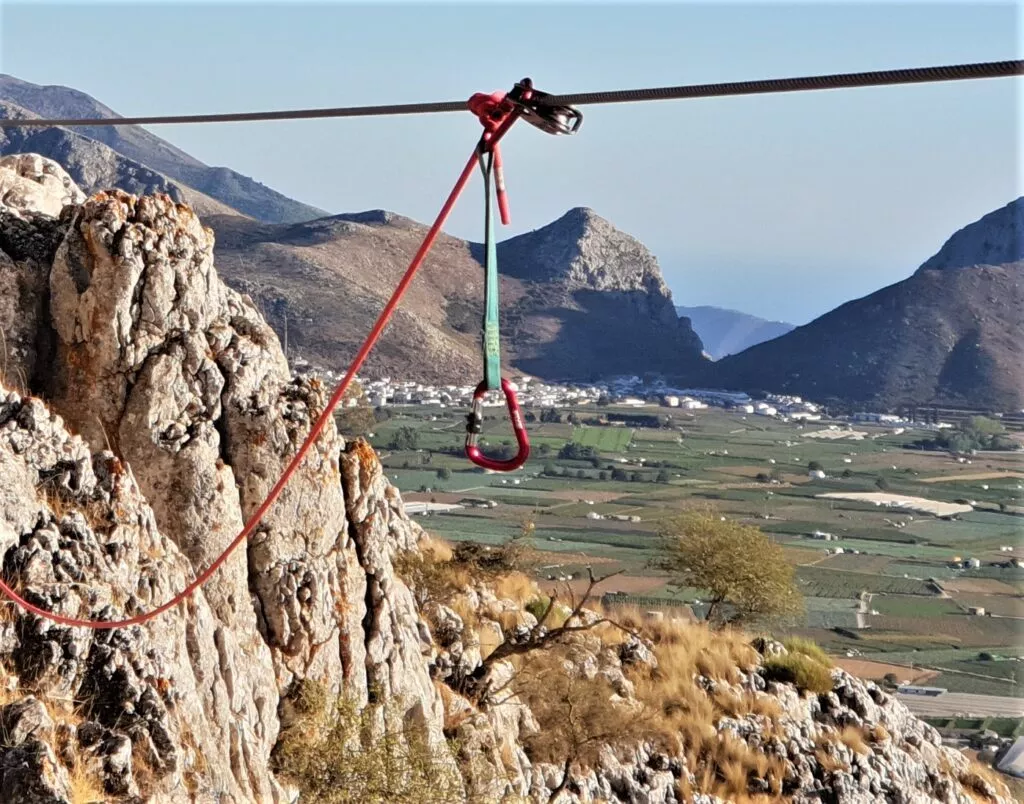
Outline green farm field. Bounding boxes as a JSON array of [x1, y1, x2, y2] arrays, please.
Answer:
[[364, 402, 1023, 692]]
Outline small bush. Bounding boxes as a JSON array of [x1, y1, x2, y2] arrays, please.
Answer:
[[762, 653, 834, 694], [782, 636, 832, 667], [272, 681, 462, 804], [524, 596, 550, 621]]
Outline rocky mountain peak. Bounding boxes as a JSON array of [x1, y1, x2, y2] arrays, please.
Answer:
[[498, 206, 671, 296], [917, 196, 1024, 272]]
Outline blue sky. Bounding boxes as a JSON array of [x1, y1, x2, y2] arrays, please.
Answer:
[[1, 1, 1019, 324]]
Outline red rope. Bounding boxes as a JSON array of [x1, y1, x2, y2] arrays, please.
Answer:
[[0, 96, 519, 630]]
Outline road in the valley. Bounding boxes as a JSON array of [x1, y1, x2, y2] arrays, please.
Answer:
[[898, 691, 1024, 718]]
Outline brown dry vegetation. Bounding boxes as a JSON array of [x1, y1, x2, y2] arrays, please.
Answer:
[[394, 537, 1011, 804], [271, 680, 463, 804], [603, 610, 794, 800]]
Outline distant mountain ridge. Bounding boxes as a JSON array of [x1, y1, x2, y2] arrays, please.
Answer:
[[0, 74, 327, 223], [208, 206, 708, 384], [2, 73, 1019, 408], [713, 198, 1024, 411], [674, 305, 794, 360]]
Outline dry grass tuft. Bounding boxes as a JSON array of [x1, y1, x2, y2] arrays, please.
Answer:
[[448, 595, 480, 637], [491, 572, 536, 606], [783, 636, 833, 667], [619, 617, 793, 800], [418, 534, 453, 563], [763, 652, 834, 694], [815, 745, 847, 773], [272, 680, 462, 803], [959, 759, 1012, 802], [68, 760, 106, 804], [838, 726, 871, 756]]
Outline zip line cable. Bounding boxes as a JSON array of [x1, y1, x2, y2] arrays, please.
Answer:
[[1, 59, 1019, 129]]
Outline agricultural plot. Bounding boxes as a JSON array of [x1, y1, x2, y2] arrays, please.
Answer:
[[870, 595, 962, 617], [927, 673, 1024, 698], [371, 404, 1023, 672], [571, 425, 633, 451], [869, 614, 1022, 648], [948, 593, 1024, 618], [796, 566, 937, 598]]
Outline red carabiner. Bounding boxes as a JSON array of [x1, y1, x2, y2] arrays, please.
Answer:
[[465, 378, 530, 472]]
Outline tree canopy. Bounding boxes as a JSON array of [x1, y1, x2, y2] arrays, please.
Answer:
[[655, 509, 803, 628]]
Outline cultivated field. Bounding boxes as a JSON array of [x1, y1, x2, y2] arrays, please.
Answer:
[[364, 401, 1024, 695]]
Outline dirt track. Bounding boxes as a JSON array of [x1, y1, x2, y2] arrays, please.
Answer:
[[834, 658, 937, 685], [919, 471, 1024, 484]]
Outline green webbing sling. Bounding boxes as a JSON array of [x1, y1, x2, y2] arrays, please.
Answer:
[[478, 148, 501, 391]]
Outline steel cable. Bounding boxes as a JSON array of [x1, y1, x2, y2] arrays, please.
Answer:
[[1, 60, 1019, 129]]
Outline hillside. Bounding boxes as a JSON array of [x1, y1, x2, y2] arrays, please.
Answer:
[[0, 154, 1012, 804], [0, 100, 240, 221], [713, 198, 1024, 411], [0, 73, 326, 223], [207, 206, 708, 384], [675, 304, 794, 360]]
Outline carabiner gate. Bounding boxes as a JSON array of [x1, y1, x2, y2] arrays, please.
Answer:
[[465, 378, 530, 472]]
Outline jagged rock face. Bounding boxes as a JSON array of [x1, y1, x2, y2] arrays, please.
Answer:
[[498, 207, 671, 295], [0, 153, 84, 218], [0, 159, 449, 801]]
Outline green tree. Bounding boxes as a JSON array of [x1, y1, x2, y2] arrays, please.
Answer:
[[543, 462, 558, 476], [576, 470, 586, 479], [656, 509, 803, 628], [656, 469, 671, 483], [611, 468, 628, 482], [435, 467, 452, 481], [598, 470, 609, 481], [388, 426, 419, 451], [807, 461, 824, 472], [559, 443, 599, 461]]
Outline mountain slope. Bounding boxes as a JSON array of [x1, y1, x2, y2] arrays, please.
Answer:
[[675, 304, 794, 359], [0, 101, 240, 220], [713, 198, 1024, 410], [0, 73, 327, 223], [207, 206, 707, 384]]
